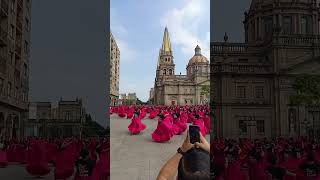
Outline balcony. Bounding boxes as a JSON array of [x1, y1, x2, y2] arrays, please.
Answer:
[[211, 42, 264, 55], [17, 0, 23, 8], [0, 0, 8, 17], [0, 26, 8, 47], [275, 34, 320, 47]]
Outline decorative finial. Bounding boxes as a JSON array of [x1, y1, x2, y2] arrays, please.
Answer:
[[195, 45, 201, 55], [224, 32, 228, 42]]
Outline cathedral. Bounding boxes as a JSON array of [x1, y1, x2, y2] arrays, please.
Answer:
[[211, 0, 320, 139], [152, 27, 210, 106]]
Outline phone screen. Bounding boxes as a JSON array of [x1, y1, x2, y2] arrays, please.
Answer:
[[189, 125, 200, 144]]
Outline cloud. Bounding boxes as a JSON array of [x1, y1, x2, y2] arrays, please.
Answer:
[[116, 38, 137, 64], [161, 0, 210, 58], [111, 8, 138, 64]]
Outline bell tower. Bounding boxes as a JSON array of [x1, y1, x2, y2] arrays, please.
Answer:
[[156, 27, 175, 77]]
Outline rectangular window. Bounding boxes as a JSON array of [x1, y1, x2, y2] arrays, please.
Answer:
[[238, 59, 248, 63], [256, 120, 265, 133], [23, 63, 27, 76], [301, 16, 312, 34], [10, 25, 14, 38], [239, 120, 247, 133], [264, 16, 273, 35], [66, 111, 70, 120], [237, 86, 246, 98], [15, 86, 18, 99], [10, 52, 14, 65], [25, 18, 29, 32], [251, 22, 256, 40], [24, 41, 29, 54], [283, 16, 293, 34], [7, 82, 11, 97], [255, 86, 264, 98]]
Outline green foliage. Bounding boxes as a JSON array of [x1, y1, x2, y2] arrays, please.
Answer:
[[200, 85, 210, 96], [83, 114, 107, 138], [290, 75, 320, 107]]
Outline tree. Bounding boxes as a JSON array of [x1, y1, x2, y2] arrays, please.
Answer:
[[290, 75, 320, 107], [200, 85, 210, 104], [200, 85, 210, 96], [290, 75, 320, 139]]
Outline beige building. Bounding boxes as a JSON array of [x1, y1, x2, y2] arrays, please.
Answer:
[[119, 92, 137, 105], [128, 93, 137, 101], [25, 98, 86, 138], [149, 88, 154, 103], [0, 0, 31, 138], [211, 0, 320, 139], [153, 27, 210, 106], [110, 32, 120, 106]]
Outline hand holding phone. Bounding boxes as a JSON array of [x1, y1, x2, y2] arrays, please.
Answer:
[[189, 125, 200, 144]]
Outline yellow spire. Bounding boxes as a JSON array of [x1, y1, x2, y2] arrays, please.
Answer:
[[161, 27, 172, 52]]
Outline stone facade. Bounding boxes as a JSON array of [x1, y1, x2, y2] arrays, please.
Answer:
[[25, 98, 86, 138], [211, 0, 320, 139], [110, 32, 120, 106], [153, 27, 210, 106], [149, 88, 154, 102], [0, 0, 31, 138], [119, 92, 137, 105]]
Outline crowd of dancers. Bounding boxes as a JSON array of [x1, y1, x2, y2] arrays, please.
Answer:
[[211, 137, 320, 180], [110, 105, 211, 142], [0, 137, 109, 180]]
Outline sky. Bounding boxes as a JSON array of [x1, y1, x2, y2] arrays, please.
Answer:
[[111, 0, 210, 102], [29, 0, 108, 127], [213, 0, 251, 42]]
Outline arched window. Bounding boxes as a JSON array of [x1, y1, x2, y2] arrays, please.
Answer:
[[169, 69, 172, 75], [163, 69, 167, 75]]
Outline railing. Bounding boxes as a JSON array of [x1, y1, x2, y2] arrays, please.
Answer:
[[211, 42, 263, 54], [275, 35, 320, 46], [1, 0, 8, 15], [211, 34, 320, 55], [211, 63, 272, 74], [17, 0, 23, 8]]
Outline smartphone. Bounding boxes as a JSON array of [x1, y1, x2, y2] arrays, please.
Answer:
[[189, 125, 200, 144]]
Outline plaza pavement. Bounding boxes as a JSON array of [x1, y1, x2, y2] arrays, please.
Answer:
[[110, 114, 210, 180]]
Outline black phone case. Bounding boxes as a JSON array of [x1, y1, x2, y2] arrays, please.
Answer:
[[189, 126, 200, 144]]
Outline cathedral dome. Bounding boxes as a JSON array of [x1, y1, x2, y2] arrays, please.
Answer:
[[188, 45, 208, 66]]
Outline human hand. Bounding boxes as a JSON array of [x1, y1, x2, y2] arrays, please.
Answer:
[[195, 132, 210, 153], [180, 130, 194, 153]]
